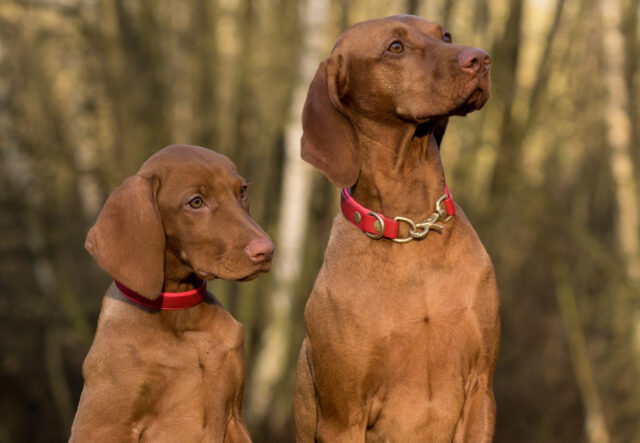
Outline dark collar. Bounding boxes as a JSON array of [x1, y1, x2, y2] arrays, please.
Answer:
[[114, 279, 207, 310]]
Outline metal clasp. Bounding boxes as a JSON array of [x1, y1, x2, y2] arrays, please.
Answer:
[[435, 194, 453, 223], [392, 216, 417, 243], [414, 213, 444, 237], [363, 193, 454, 243], [392, 214, 444, 243]]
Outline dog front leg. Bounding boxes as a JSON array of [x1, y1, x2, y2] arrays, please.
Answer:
[[293, 338, 366, 443], [315, 418, 367, 443], [452, 374, 496, 443], [294, 338, 318, 443], [294, 339, 366, 443], [223, 416, 251, 443], [313, 386, 369, 443]]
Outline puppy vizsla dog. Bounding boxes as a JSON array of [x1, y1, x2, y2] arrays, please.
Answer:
[[294, 16, 500, 442], [70, 144, 274, 442]]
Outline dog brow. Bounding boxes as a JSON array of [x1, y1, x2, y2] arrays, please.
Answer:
[[390, 26, 409, 38]]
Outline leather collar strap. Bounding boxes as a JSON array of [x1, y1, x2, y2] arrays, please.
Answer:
[[340, 185, 456, 241], [341, 189, 400, 239], [442, 185, 456, 216], [114, 279, 207, 310]]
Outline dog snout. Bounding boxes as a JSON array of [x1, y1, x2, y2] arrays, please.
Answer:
[[245, 238, 275, 264], [457, 48, 490, 75]]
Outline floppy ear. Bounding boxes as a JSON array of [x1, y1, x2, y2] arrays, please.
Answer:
[[85, 175, 165, 300], [301, 55, 360, 188], [432, 116, 449, 149]]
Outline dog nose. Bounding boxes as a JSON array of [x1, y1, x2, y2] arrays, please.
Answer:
[[458, 48, 490, 74], [245, 239, 275, 264]]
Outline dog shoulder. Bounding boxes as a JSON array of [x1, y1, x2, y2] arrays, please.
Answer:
[[202, 295, 245, 351]]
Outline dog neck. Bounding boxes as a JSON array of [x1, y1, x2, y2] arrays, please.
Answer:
[[162, 249, 206, 293], [351, 120, 447, 220]]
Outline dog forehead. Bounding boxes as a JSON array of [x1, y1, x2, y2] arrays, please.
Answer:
[[139, 144, 241, 189], [141, 144, 235, 171], [335, 15, 443, 52]]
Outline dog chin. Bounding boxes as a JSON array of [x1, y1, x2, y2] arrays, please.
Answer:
[[197, 264, 271, 282], [195, 270, 218, 280], [237, 261, 273, 281], [410, 91, 488, 122], [452, 88, 489, 115], [237, 271, 263, 282]]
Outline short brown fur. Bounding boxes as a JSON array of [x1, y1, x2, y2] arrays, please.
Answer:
[[71, 144, 274, 442], [294, 16, 500, 442]]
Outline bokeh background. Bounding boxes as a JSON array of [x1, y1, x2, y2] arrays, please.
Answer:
[[0, 0, 639, 441]]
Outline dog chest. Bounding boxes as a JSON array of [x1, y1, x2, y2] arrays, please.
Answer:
[[77, 301, 246, 440]]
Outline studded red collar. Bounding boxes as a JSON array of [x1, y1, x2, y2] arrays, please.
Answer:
[[114, 279, 207, 310], [340, 185, 456, 243]]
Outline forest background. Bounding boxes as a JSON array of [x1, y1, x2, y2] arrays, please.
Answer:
[[0, 0, 639, 442]]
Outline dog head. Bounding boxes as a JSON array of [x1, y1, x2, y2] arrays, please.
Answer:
[[301, 15, 491, 187], [85, 144, 274, 300]]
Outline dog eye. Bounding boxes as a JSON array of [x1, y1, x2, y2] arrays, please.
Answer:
[[187, 196, 204, 209], [443, 32, 452, 43], [240, 185, 248, 199], [387, 41, 404, 53]]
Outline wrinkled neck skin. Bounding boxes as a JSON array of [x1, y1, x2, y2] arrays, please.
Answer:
[[351, 118, 447, 220], [162, 249, 205, 293]]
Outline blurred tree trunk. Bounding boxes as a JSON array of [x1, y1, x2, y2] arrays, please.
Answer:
[[103, 0, 170, 172], [336, 0, 350, 29], [247, 0, 329, 432], [487, 0, 565, 218], [472, 0, 490, 35], [521, 0, 566, 134], [489, 0, 524, 196], [621, 0, 639, 176], [555, 265, 610, 443], [442, 0, 457, 27], [600, 0, 640, 372], [406, 0, 421, 15], [45, 327, 74, 432], [229, 0, 256, 174], [193, 0, 219, 149]]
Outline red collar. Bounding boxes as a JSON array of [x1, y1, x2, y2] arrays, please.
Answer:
[[114, 280, 207, 310], [340, 185, 456, 243]]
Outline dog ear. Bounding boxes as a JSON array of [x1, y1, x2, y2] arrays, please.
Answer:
[[432, 116, 449, 148], [301, 54, 360, 188], [85, 175, 165, 300]]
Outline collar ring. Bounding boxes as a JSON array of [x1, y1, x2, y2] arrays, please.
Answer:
[[365, 211, 385, 240]]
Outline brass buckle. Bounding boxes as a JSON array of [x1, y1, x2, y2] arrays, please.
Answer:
[[365, 211, 385, 240]]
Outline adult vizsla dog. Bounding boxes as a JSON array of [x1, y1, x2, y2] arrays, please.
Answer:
[[294, 16, 500, 442], [70, 144, 274, 442]]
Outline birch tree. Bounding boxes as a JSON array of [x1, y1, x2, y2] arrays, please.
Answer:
[[600, 0, 640, 374], [247, 0, 330, 431]]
